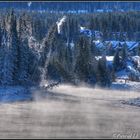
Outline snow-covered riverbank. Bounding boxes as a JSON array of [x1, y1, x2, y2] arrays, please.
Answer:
[[0, 86, 32, 103], [0, 80, 140, 107], [111, 81, 140, 107]]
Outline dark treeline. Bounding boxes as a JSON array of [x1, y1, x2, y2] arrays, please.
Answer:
[[0, 9, 140, 87], [79, 11, 140, 41], [0, 2, 140, 12], [0, 10, 140, 41], [0, 10, 64, 86]]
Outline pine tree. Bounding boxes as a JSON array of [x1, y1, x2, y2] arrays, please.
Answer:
[[1, 29, 15, 86], [9, 10, 20, 84], [113, 48, 121, 71], [18, 39, 30, 85], [97, 56, 111, 87], [121, 42, 128, 68], [17, 15, 30, 85], [0, 25, 3, 84], [91, 41, 98, 55], [74, 35, 92, 81], [1, 15, 15, 85], [0, 47, 4, 85]]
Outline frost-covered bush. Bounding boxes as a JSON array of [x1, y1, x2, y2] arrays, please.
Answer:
[[127, 65, 140, 81]]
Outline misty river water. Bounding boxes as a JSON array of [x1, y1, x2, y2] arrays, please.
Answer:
[[0, 84, 140, 138]]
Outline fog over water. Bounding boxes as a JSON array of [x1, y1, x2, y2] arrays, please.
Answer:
[[0, 84, 140, 138]]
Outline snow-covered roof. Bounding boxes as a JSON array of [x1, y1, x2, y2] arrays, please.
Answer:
[[80, 27, 92, 37], [80, 27, 102, 38], [93, 40, 139, 51], [128, 42, 139, 51], [79, 26, 139, 52], [96, 43, 105, 49]]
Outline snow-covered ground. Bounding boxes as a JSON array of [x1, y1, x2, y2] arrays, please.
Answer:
[[111, 80, 140, 91], [111, 79, 140, 107], [0, 86, 32, 103]]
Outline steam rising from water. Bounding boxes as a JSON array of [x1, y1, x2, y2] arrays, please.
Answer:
[[49, 84, 140, 101], [0, 84, 140, 138]]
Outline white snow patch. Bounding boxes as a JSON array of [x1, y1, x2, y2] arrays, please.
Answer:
[[70, 41, 75, 48], [80, 26, 86, 31], [106, 56, 114, 62], [27, 2, 32, 7], [56, 16, 67, 34], [95, 56, 114, 62], [95, 56, 102, 61], [96, 40, 100, 43]]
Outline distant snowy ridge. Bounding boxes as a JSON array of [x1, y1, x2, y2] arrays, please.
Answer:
[[56, 16, 67, 34]]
